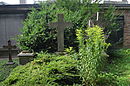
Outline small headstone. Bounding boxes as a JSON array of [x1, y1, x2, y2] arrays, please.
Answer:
[[3, 40, 16, 65], [49, 14, 73, 52], [17, 50, 34, 65]]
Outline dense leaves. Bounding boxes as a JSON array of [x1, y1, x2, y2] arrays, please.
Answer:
[[17, 0, 99, 52], [17, 0, 119, 52], [0, 59, 18, 82], [105, 49, 130, 86], [1, 53, 81, 86], [76, 26, 110, 86]]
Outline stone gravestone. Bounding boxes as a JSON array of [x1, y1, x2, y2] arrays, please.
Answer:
[[17, 51, 34, 65], [3, 40, 16, 65], [49, 14, 73, 52]]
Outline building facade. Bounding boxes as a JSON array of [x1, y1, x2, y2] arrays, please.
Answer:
[[0, 4, 39, 58]]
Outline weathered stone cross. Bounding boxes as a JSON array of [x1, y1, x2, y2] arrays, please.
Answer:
[[3, 40, 16, 65], [49, 14, 73, 52]]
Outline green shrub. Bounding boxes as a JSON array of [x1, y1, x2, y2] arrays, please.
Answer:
[[106, 49, 130, 86], [96, 72, 119, 86], [17, 1, 119, 53], [76, 26, 110, 86], [97, 72, 130, 86], [108, 48, 130, 59], [117, 77, 130, 86], [2, 53, 81, 86], [17, 1, 99, 52], [0, 59, 18, 82]]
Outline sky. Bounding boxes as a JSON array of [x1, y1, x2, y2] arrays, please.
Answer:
[[0, 0, 129, 4]]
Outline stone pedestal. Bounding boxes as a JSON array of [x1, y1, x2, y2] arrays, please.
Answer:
[[17, 51, 34, 65], [55, 51, 67, 55], [6, 61, 15, 65]]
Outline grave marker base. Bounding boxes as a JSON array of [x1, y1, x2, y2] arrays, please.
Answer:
[[6, 61, 15, 65], [55, 51, 67, 55]]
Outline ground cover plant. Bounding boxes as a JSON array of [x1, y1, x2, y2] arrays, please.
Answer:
[[0, 59, 18, 82], [106, 49, 130, 85], [1, 53, 81, 86]]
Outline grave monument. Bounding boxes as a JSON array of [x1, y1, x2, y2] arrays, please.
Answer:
[[49, 14, 73, 52], [3, 40, 16, 65]]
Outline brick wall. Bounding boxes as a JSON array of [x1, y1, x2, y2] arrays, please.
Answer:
[[123, 10, 130, 48]]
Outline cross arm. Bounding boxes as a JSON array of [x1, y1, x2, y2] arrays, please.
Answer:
[[48, 22, 58, 28], [3, 46, 8, 48], [3, 45, 17, 49], [11, 45, 17, 48], [64, 22, 73, 28]]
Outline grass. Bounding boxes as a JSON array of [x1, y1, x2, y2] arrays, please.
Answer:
[[106, 49, 130, 85], [0, 58, 19, 82]]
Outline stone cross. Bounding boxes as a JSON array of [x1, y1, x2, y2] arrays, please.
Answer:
[[3, 40, 16, 65], [49, 14, 73, 52]]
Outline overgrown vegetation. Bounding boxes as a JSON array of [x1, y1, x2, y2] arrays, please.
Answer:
[[1, 53, 81, 86], [17, 0, 119, 52], [0, 0, 127, 86], [106, 49, 130, 86], [76, 26, 110, 85], [0, 59, 18, 82], [17, 0, 99, 52], [2, 26, 125, 86], [98, 5, 122, 46]]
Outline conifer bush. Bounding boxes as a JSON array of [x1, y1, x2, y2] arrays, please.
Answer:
[[1, 53, 81, 86]]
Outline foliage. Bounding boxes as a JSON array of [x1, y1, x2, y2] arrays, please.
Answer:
[[105, 49, 130, 86], [1, 50, 130, 86], [76, 26, 110, 86], [0, 59, 18, 82], [65, 47, 75, 54], [1, 53, 81, 86], [105, 6, 122, 45], [96, 72, 119, 86], [17, 0, 119, 52], [16, 0, 100, 52], [108, 48, 130, 59], [96, 72, 129, 86], [99, 5, 119, 34], [94, 5, 122, 46]]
